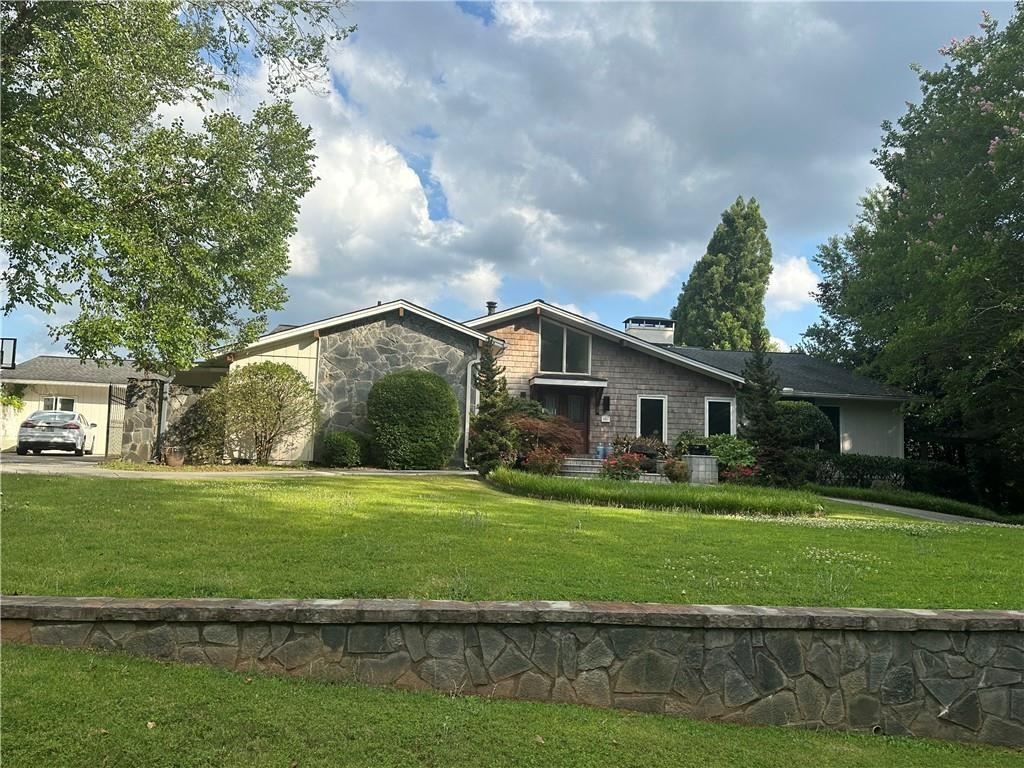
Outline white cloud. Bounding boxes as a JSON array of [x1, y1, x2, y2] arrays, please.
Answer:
[[767, 256, 819, 312], [770, 336, 792, 352], [448, 262, 502, 312], [551, 302, 600, 322]]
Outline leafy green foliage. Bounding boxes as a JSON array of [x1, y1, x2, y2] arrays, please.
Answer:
[[1, 2, 352, 372], [672, 429, 707, 457], [671, 197, 773, 349], [662, 457, 690, 483], [1, 383, 26, 411], [163, 389, 227, 465], [738, 332, 789, 483], [777, 402, 838, 449], [800, 9, 1024, 467], [211, 362, 319, 465], [521, 447, 566, 475], [467, 343, 516, 476], [811, 452, 974, 501], [322, 431, 367, 468], [704, 434, 756, 472], [367, 371, 460, 469]]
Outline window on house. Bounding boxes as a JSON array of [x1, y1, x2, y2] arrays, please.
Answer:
[[539, 319, 591, 374], [637, 396, 667, 439], [705, 398, 734, 436], [43, 395, 75, 412], [818, 405, 841, 453]]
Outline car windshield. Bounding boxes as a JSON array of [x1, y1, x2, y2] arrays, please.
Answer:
[[28, 411, 76, 421]]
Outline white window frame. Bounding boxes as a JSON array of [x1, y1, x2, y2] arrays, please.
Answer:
[[704, 396, 736, 436], [636, 395, 668, 439], [42, 395, 75, 412], [538, 318, 592, 375]]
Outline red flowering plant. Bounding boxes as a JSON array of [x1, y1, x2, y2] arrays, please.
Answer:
[[522, 446, 566, 475], [720, 463, 758, 485], [601, 452, 645, 480]]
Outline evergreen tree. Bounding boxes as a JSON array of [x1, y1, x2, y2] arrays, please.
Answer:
[[671, 196, 773, 349], [738, 331, 788, 484], [467, 342, 516, 476]]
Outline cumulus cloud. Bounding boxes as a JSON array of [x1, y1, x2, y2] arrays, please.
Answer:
[[767, 256, 819, 312]]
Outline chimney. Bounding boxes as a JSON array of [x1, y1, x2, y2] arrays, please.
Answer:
[[486, 300, 498, 315], [623, 316, 675, 345]]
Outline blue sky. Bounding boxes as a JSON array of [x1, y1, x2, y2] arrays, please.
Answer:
[[4, 1, 1013, 361]]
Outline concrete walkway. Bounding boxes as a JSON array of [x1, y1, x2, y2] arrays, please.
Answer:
[[0, 454, 477, 480], [824, 496, 1006, 527]]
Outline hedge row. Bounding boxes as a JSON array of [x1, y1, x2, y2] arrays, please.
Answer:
[[795, 450, 974, 500], [487, 468, 822, 516]]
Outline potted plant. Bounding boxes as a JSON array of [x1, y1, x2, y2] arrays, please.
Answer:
[[673, 430, 709, 456]]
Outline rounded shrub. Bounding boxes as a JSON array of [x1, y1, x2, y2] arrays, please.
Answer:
[[522, 446, 565, 475], [322, 431, 367, 468], [777, 401, 837, 449], [367, 371, 460, 469]]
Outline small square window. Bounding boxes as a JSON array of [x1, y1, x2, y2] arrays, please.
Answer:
[[43, 396, 75, 412]]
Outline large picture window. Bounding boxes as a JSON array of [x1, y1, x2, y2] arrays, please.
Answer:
[[539, 319, 591, 374], [705, 397, 735, 436]]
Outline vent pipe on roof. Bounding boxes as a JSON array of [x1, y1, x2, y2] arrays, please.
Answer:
[[486, 300, 497, 315]]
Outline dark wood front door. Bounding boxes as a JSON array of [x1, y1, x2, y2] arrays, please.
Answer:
[[538, 388, 590, 453]]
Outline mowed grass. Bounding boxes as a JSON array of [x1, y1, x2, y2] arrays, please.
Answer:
[[3, 474, 1022, 608], [490, 468, 823, 515], [805, 483, 1020, 525], [4, 645, 1019, 768]]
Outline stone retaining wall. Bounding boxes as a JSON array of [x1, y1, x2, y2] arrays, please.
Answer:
[[2, 597, 1021, 748]]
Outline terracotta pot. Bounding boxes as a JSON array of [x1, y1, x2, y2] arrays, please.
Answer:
[[163, 446, 186, 467]]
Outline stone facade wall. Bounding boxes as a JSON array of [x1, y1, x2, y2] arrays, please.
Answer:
[[120, 380, 163, 462], [316, 313, 479, 465], [482, 315, 739, 452], [121, 382, 209, 463], [2, 597, 1021, 748]]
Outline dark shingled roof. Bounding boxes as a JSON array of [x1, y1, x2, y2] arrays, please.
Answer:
[[2, 356, 167, 385], [665, 346, 910, 400]]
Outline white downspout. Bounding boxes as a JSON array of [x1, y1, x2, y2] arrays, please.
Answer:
[[464, 351, 481, 469]]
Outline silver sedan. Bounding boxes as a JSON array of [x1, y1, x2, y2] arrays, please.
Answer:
[[16, 410, 97, 456]]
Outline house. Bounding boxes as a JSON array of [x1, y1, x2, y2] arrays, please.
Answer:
[[465, 301, 909, 458], [20, 298, 907, 465], [0, 356, 166, 456]]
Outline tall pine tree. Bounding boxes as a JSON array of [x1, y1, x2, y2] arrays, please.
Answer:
[[467, 342, 516, 476], [671, 197, 773, 349], [738, 330, 788, 484]]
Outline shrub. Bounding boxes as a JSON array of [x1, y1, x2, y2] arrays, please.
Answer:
[[213, 362, 319, 465], [811, 452, 974, 500], [488, 468, 821, 516], [508, 413, 585, 457], [322, 431, 367, 468], [783, 447, 829, 486], [672, 429, 709, 457], [705, 434, 756, 473], [601, 452, 645, 480], [522, 446, 565, 475], [164, 387, 226, 464], [367, 371, 460, 469], [467, 342, 516, 476], [722, 465, 757, 484], [777, 401, 837, 449], [612, 434, 668, 457], [663, 457, 690, 483]]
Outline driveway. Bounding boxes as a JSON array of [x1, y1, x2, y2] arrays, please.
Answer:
[[2, 452, 106, 474], [824, 496, 1007, 527]]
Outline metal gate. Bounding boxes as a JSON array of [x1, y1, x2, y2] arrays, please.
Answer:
[[105, 384, 127, 457]]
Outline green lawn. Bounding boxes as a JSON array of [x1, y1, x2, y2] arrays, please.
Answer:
[[805, 483, 1020, 525], [489, 467, 823, 515], [4, 645, 1018, 768], [3, 474, 1022, 608]]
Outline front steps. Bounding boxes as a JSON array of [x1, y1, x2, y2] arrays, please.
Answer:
[[561, 456, 668, 484]]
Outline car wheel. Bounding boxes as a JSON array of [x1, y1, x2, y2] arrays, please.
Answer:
[[75, 446, 85, 457], [16, 445, 27, 456], [31, 449, 41, 455]]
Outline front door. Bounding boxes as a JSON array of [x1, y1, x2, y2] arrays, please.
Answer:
[[539, 388, 590, 453]]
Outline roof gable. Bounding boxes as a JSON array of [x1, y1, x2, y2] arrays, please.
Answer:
[[465, 300, 745, 384]]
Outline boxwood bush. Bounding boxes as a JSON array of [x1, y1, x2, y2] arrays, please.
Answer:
[[322, 431, 368, 468], [367, 371, 460, 469]]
